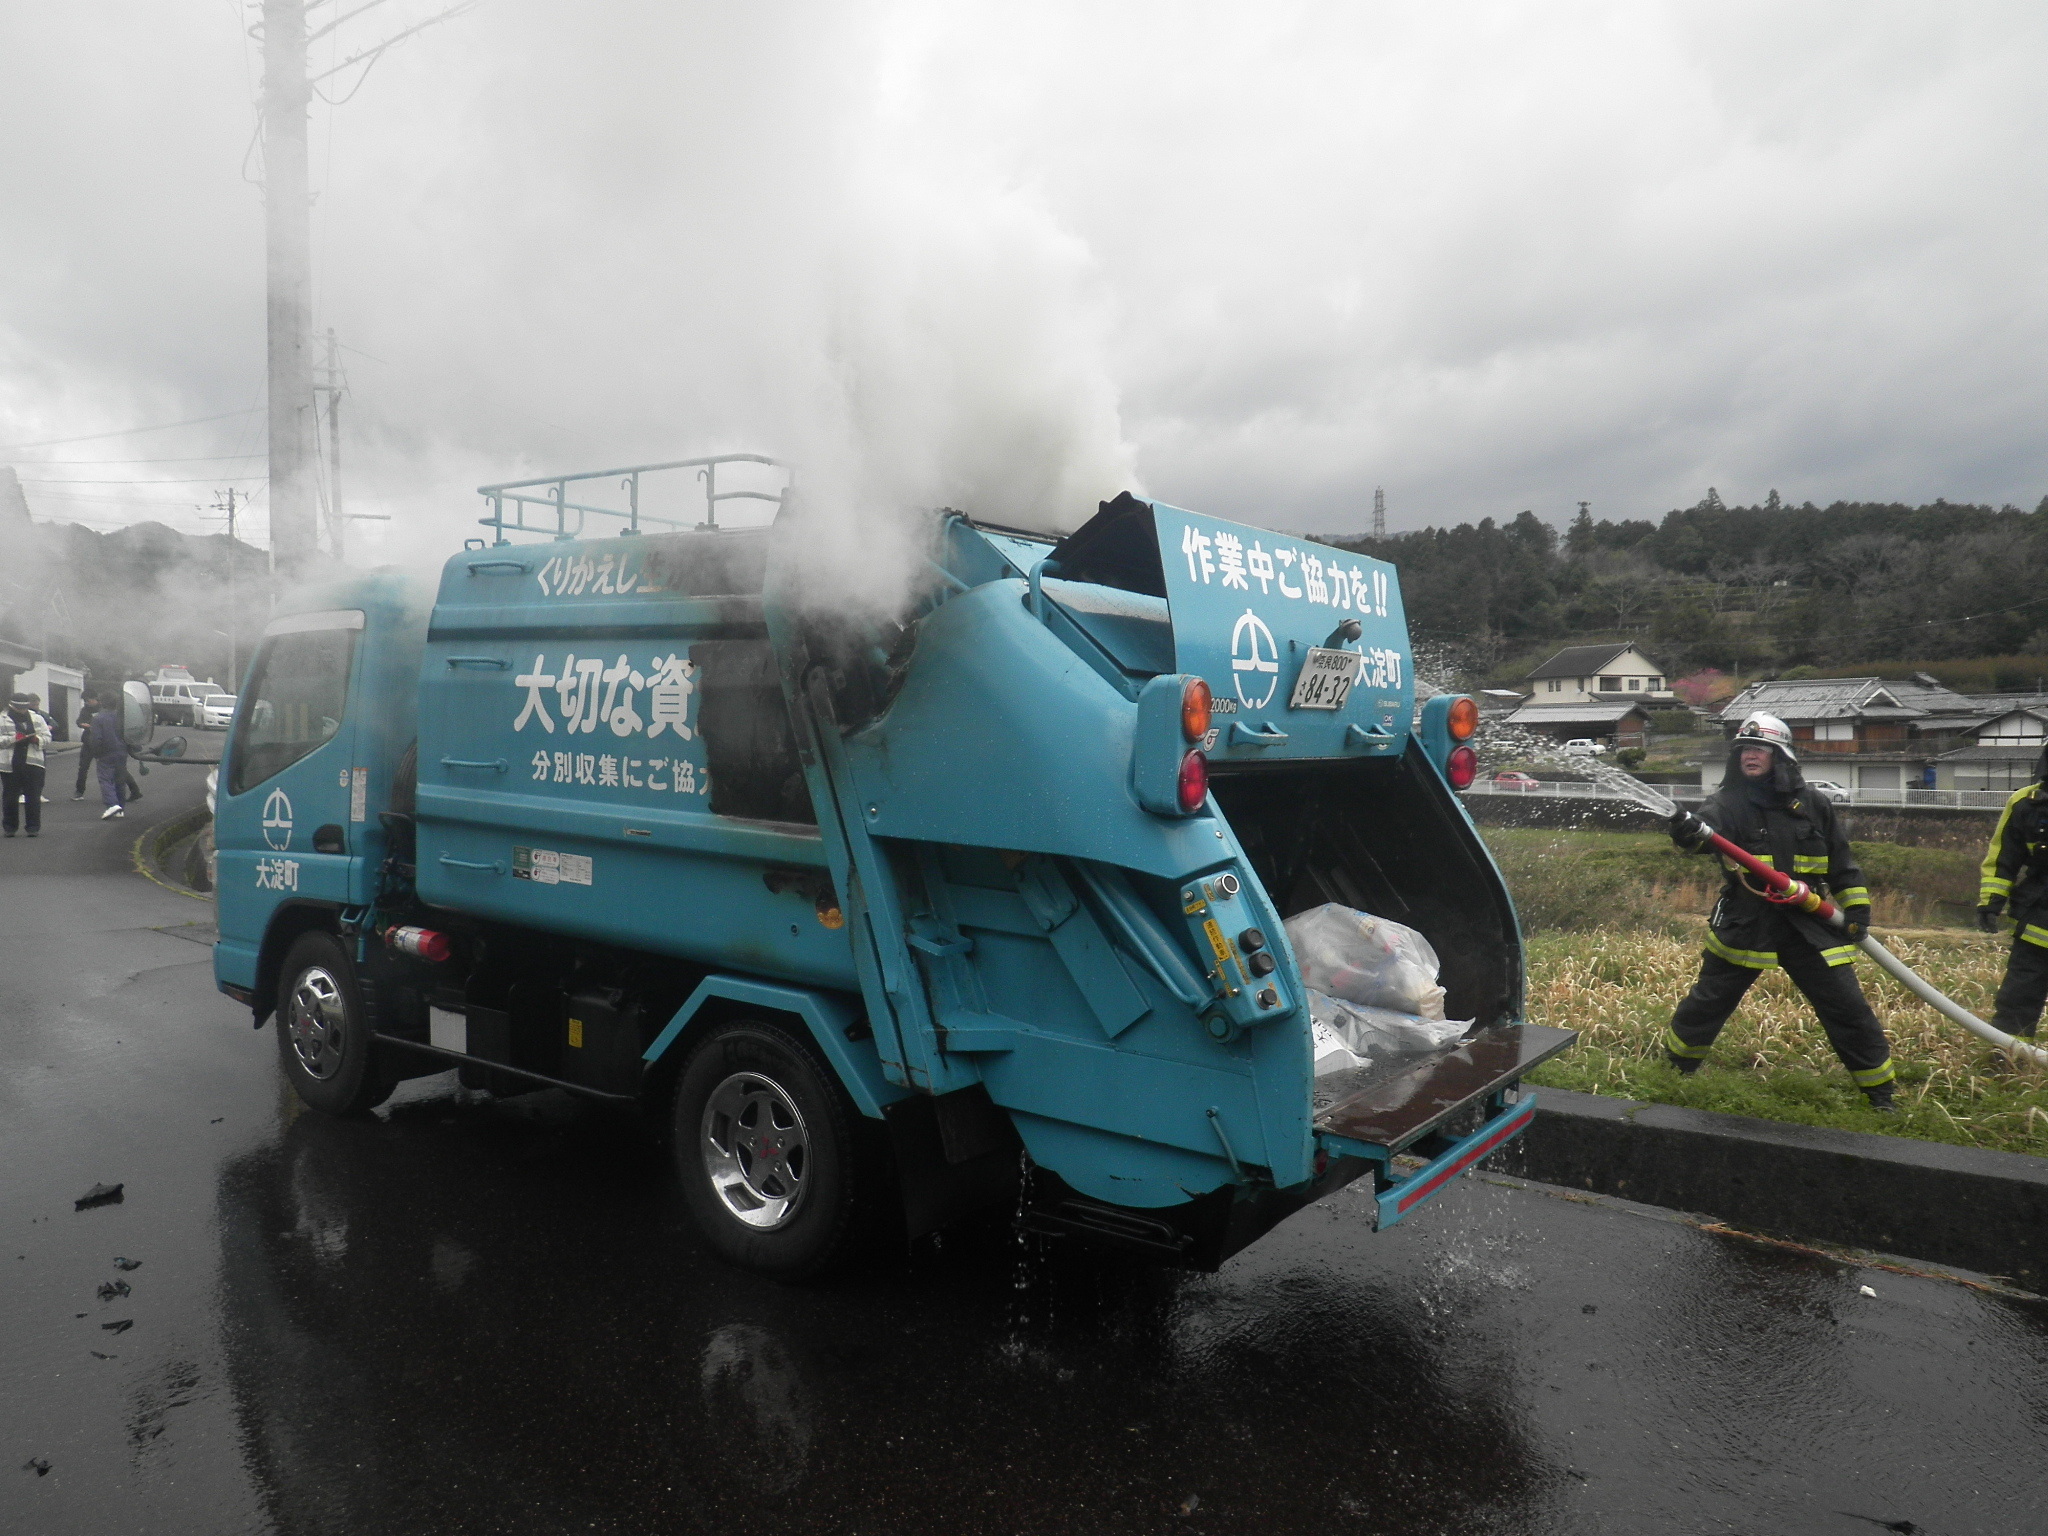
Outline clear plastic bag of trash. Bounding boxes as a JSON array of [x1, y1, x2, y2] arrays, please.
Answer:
[[1284, 902, 1449, 1019], [1311, 1015, 1368, 1077], [1309, 989, 1470, 1061]]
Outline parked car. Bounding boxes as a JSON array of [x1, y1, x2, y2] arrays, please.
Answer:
[[201, 694, 238, 730], [1492, 771, 1542, 791], [150, 679, 225, 726], [1807, 778, 1851, 804], [1561, 738, 1608, 756]]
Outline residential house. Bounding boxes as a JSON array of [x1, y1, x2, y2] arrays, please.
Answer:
[[1523, 644, 1675, 704], [1931, 695, 2048, 792], [1715, 675, 1980, 795], [1503, 643, 1670, 748]]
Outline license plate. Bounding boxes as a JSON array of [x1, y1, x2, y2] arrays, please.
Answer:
[[1288, 646, 1362, 710]]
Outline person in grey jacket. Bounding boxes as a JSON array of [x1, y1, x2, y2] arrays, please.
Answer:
[[3, 693, 51, 836]]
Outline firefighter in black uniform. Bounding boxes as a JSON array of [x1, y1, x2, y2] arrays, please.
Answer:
[[1665, 713, 1899, 1110], [1976, 744, 2048, 1039]]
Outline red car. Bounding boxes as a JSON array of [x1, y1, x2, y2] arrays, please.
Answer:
[[1492, 771, 1541, 792]]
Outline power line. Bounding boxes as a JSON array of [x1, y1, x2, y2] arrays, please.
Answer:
[[15, 476, 268, 486], [0, 408, 263, 452], [6, 454, 266, 466]]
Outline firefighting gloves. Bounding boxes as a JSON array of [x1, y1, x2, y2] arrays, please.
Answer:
[[1840, 904, 1871, 945], [1979, 895, 2007, 934], [1668, 810, 1711, 852]]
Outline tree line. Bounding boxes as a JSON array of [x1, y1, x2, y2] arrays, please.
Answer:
[[1323, 491, 2048, 683]]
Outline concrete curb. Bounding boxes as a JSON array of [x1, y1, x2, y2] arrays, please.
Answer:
[[132, 804, 213, 902], [1502, 1087, 2048, 1293]]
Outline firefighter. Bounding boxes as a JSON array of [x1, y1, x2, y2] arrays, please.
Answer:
[[1976, 745, 2048, 1040], [1664, 713, 1899, 1110]]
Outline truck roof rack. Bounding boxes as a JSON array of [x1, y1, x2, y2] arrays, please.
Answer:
[[476, 454, 792, 545]]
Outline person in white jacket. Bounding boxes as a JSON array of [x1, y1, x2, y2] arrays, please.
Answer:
[[3, 692, 51, 837]]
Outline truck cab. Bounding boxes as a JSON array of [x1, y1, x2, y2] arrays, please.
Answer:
[[214, 456, 1569, 1276]]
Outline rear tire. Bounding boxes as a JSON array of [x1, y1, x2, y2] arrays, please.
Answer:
[[672, 1018, 868, 1280], [275, 930, 395, 1115]]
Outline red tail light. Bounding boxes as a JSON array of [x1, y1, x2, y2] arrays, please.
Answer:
[[1446, 745, 1478, 790], [1177, 749, 1209, 813]]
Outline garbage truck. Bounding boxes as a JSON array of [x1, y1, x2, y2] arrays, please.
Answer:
[[210, 454, 1572, 1276]]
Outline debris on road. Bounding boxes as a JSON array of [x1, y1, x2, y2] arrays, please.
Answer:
[[100, 1319, 132, 1334], [22, 1456, 50, 1476], [89, 1350, 115, 1360], [97, 1279, 132, 1301], [111, 1257, 141, 1271], [1859, 1285, 1878, 1297], [73, 1182, 124, 1211]]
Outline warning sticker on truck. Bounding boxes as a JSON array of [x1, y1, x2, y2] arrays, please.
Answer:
[[513, 846, 593, 887]]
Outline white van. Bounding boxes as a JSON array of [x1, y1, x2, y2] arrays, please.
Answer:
[[149, 679, 224, 727]]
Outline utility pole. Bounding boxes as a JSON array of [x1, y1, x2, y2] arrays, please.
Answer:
[[261, 0, 317, 576], [316, 326, 345, 562], [212, 488, 241, 687], [1372, 486, 1385, 539]]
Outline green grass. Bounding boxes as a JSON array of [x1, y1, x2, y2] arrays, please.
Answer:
[[1483, 826, 1981, 932]]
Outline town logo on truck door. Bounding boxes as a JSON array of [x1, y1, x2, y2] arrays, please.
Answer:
[[509, 651, 711, 798]]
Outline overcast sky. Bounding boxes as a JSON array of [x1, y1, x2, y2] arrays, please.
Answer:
[[4, 1, 2046, 557]]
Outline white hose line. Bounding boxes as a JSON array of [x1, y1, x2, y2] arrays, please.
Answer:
[[1858, 934, 2048, 1068]]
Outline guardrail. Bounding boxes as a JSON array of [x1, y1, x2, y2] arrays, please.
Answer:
[[1466, 781, 2014, 810]]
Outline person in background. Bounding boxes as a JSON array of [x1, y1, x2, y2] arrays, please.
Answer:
[[87, 695, 131, 820], [24, 694, 55, 802], [1975, 744, 2048, 1040], [73, 693, 139, 804], [3, 692, 51, 837], [1665, 712, 1899, 1111]]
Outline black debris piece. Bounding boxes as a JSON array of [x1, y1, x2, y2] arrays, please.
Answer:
[[90, 1350, 115, 1360], [111, 1257, 141, 1271], [100, 1319, 132, 1334], [74, 1182, 124, 1211], [23, 1456, 50, 1476], [73, 1313, 86, 1319], [97, 1280, 131, 1301], [209, 1117, 223, 1124]]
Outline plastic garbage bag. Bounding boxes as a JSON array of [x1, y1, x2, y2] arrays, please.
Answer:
[[1284, 903, 1448, 1019], [1309, 989, 1470, 1060], [1311, 1015, 1368, 1077]]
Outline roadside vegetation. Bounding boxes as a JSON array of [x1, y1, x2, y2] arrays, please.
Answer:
[[1486, 828, 2048, 1156]]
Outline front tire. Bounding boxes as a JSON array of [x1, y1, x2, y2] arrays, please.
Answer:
[[275, 930, 394, 1115], [672, 1019, 869, 1280]]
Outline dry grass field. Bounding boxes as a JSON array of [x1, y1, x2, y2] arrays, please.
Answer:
[[1484, 830, 2048, 1155]]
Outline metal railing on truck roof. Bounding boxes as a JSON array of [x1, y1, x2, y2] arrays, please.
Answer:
[[476, 454, 792, 544]]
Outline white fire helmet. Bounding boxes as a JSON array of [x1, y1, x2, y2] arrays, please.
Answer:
[[1734, 712, 1797, 762]]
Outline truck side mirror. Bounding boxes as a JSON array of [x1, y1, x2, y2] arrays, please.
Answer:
[[119, 680, 156, 753]]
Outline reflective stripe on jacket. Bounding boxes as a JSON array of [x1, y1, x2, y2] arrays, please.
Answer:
[[1692, 778, 1867, 969]]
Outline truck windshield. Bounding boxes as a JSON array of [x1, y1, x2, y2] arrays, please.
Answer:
[[229, 629, 354, 794]]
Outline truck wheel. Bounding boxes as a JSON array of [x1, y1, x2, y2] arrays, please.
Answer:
[[673, 1019, 865, 1280], [275, 931, 395, 1116]]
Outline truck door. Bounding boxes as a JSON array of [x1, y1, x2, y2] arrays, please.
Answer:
[[215, 611, 363, 971]]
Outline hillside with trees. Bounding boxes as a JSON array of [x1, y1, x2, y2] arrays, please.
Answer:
[[1323, 491, 2048, 689]]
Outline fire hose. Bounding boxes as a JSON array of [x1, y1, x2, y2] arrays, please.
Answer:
[[1690, 820, 2048, 1068]]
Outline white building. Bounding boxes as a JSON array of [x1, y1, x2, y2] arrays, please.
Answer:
[[1524, 644, 1674, 704]]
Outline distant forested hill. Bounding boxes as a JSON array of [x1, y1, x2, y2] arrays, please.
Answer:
[[1323, 491, 2048, 682]]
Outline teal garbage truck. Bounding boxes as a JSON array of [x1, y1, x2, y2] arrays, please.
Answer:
[[211, 455, 1571, 1276]]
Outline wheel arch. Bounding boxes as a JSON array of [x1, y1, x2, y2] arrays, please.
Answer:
[[252, 901, 348, 1025], [643, 977, 906, 1121]]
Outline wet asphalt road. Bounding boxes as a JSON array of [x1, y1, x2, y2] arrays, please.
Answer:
[[4, 763, 2047, 1536]]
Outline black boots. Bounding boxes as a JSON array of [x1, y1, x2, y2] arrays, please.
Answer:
[[1864, 1084, 1897, 1114], [1665, 1051, 1701, 1076]]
